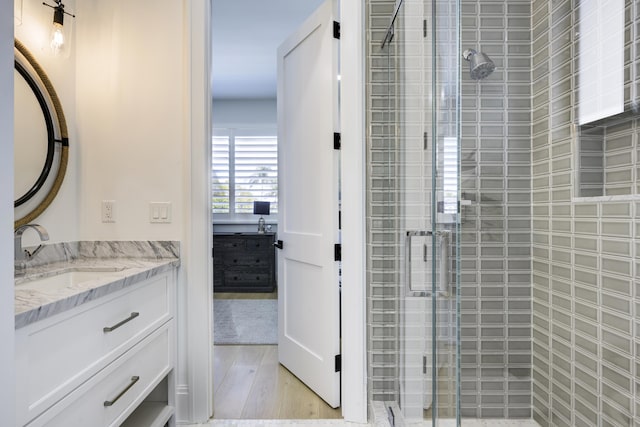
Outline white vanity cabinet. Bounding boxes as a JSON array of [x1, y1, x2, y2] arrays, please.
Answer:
[[15, 269, 177, 427]]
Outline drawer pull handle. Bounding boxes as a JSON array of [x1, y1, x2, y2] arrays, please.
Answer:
[[103, 312, 139, 333], [103, 376, 140, 407]]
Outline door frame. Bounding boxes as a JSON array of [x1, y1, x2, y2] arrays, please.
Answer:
[[337, 0, 367, 422], [184, 0, 367, 423]]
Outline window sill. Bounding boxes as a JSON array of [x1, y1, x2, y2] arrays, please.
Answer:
[[213, 219, 278, 225]]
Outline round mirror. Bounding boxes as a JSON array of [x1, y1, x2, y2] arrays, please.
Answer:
[[14, 39, 69, 229]]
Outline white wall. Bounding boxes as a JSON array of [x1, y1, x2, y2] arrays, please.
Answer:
[[1, 1, 15, 423], [74, 0, 212, 422], [75, 0, 184, 241], [14, 0, 79, 245], [212, 98, 276, 127]]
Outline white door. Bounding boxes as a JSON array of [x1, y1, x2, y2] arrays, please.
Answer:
[[276, 0, 341, 409]]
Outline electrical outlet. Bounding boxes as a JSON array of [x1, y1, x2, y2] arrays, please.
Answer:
[[102, 200, 115, 223]]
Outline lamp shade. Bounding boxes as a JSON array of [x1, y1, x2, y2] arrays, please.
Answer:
[[253, 201, 270, 215]]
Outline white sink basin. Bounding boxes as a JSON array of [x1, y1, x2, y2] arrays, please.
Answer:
[[16, 270, 126, 292]]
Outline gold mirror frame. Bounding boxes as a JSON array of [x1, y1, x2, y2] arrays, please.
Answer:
[[14, 39, 69, 229]]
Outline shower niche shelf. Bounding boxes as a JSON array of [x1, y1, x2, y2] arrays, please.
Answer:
[[576, 111, 640, 198]]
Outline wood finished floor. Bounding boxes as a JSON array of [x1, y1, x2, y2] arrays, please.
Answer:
[[213, 345, 341, 420], [213, 291, 340, 420]]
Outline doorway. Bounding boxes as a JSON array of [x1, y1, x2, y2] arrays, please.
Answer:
[[211, 0, 341, 420]]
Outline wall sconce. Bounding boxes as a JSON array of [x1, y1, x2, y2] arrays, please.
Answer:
[[253, 201, 270, 234], [42, 0, 75, 56]]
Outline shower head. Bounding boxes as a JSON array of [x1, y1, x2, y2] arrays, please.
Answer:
[[463, 48, 495, 80]]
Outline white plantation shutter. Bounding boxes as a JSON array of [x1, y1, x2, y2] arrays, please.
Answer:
[[212, 129, 278, 217], [235, 136, 278, 213], [212, 135, 230, 213]]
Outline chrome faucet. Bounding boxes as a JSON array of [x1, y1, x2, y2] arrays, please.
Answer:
[[14, 224, 49, 262]]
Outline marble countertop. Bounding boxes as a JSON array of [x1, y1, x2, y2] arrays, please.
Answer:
[[14, 241, 180, 329]]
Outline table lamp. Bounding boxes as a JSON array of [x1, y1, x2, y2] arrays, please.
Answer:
[[253, 201, 270, 234]]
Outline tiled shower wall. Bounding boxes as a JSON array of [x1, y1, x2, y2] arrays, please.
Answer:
[[367, 0, 401, 405], [531, 1, 640, 426], [366, 0, 532, 418], [458, 0, 532, 419]]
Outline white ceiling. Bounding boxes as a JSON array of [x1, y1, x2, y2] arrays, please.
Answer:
[[212, 0, 325, 100]]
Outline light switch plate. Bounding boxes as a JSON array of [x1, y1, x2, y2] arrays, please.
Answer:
[[149, 202, 172, 223]]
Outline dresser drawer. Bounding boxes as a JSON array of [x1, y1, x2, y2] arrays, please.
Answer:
[[246, 237, 271, 250], [215, 235, 247, 250], [16, 273, 173, 425], [224, 271, 272, 285], [28, 325, 172, 427], [220, 252, 271, 268]]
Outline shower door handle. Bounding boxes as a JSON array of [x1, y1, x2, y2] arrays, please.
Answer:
[[405, 230, 431, 296], [405, 230, 451, 297], [437, 231, 451, 297]]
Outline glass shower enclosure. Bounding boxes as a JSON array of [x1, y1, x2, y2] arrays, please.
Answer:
[[377, 0, 461, 424]]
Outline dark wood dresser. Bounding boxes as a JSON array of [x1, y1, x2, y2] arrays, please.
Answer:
[[213, 232, 276, 292]]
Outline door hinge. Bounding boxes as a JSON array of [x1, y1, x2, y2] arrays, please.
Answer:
[[334, 132, 341, 150], [423, 355, 427, 374], [333, 21, 340, 39], [334, 243, 342, 261], [335, 354, 342, 372], [212, 247, 214, 258], [423, 131, 428, 150], [423, 19, 427, 38], [274, 240, 283, 250]]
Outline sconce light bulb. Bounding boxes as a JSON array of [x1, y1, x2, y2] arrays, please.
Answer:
[[51, 22, 65, 53], [50, 4, 66, 55]]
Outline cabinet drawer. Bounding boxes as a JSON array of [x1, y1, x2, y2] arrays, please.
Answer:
[[246, 238, 272, 250], [224, 271, 271, 285], [16, 273, 173, 425], [28, 325, 172, 427], [214, 236, 247, 250], [221, 253, 270, 268]]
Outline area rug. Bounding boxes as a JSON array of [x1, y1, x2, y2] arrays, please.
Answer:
[[213, 299, 278, 345]]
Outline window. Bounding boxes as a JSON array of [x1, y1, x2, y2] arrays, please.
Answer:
[[212, 128, 278, 219]]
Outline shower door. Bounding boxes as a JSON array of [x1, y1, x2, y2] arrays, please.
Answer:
[[380, 0, 460, 424]]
